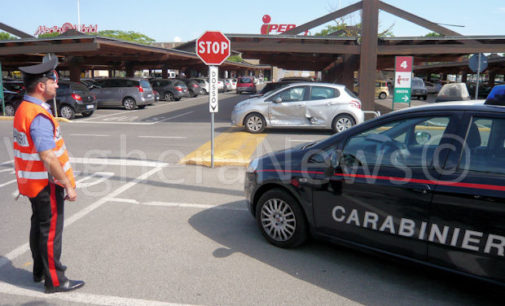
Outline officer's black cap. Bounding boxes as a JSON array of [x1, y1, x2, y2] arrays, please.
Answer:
[[19, 57, 59, 86]]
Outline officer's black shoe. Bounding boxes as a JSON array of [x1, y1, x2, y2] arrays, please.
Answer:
[[45, 280, 85, 294], [33, 274, 44, 283]]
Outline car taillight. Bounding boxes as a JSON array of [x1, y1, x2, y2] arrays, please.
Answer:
[[71, 93, 82, 101], [136, 86, 144, 93], [175, 86, 183, 92], [350, 99, 361, 109]]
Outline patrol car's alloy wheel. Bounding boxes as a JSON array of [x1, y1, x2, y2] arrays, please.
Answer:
[[256, 189, 308, 248], [123, 97, 136, 110], [332, 114, 355, 133], [245, 113, 266, 133], [60, 105, 75, 120]]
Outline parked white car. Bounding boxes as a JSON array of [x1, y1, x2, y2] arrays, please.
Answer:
[[191, 78, 210, 95]]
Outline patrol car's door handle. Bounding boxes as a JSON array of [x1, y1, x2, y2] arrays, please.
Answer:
[[413, 184, 431, 194]]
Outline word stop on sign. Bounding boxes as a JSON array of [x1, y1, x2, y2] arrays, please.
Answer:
[[198, 41, 229, 55]]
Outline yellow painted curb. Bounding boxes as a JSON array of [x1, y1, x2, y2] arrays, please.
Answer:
[[0, 116, 71, 123], [180, 129, 267, 167]]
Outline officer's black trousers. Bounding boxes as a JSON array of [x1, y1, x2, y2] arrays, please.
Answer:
[[29, 183, 68, 288]]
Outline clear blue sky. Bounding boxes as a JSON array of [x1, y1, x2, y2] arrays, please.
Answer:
[[1, 0, 504, 42]]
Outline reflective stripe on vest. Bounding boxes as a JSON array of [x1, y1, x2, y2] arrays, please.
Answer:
[[13, 101, 76, 198]]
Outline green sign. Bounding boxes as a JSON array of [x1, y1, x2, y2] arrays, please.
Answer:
[[0, 61, 4, 116], [393, 88, 411, 104]]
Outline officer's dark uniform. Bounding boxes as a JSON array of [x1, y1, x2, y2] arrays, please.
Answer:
[[14, 58, 84, 294]]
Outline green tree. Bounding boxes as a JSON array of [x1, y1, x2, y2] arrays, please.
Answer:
[[425, 32, 444, 37], [0, 31, 17, 40], [315, 21, 394, 37], [227, 55, 243, 63], [97, 30, 155, 45], [38, 32, 61, 38]]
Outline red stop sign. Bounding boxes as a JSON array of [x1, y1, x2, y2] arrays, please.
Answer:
[[196, 31, 231, 65]]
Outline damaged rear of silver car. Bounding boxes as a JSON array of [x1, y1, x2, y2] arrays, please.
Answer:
[[231, 82, 364, 133]]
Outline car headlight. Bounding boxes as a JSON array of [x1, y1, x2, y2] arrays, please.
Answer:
[[246, 158, 259, 173]]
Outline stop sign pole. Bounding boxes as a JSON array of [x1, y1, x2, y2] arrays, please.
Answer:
[[196, 31, 231, 168]]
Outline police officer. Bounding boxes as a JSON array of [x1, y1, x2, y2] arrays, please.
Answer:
[[13, 57, 84, 293]]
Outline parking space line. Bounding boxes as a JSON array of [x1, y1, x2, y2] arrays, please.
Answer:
[[70, 157, 168, 167], [0, 166, 165, 270], [0, 179, 16, 188], [0, 168, 13, 173], [70, 134, 110, 137], [153, 111, 193, 123], [0, 281, 193, 306], [109, 198, 248, 211], [288, 139, 313, 142], [138, 136, 187, 139]]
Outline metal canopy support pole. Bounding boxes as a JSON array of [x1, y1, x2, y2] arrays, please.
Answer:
[[359, 0, 379, 111], [475, 53, 481, 100], [0, 61, 4, 116]]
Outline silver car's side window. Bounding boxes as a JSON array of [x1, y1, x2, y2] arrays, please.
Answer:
[[272, 86, 307, 102], [309, 86, 339, 101]]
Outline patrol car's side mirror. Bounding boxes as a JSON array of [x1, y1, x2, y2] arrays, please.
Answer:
[[415, 131, 431, 145], [324, 151, 340, 176], [273, 97, 282, 103]]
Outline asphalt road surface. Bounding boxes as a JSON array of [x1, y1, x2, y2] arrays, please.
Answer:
[[0, 93, 502, 305]]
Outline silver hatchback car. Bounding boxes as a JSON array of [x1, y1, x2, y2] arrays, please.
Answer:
[[231, 82, 364, 133]]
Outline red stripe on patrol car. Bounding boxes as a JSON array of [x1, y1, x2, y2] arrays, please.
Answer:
[[334, 173, 505, 192], [256, 169, 505, 192]]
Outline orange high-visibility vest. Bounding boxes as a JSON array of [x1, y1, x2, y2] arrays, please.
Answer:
[[13, 101, 76, 198]]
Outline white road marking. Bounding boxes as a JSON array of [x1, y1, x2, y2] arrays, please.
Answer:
[[70, 157, 168, 167], [109, 198, 248, 211], [0, 168, 14, 173], [152, 111, 193, 123], [288, 139, 313, 142], [72, 121, 156, 125], [0, 166, 164, 269], [0, 281, 194, 306], [0, 179, 16, 188], [0, 160, 13, 166], [138, 136, 187, 139], [79, 103, 175, 121], [70, 134, 110, 137]]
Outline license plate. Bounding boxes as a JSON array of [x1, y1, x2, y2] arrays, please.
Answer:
[[86, 105, 94, 109]]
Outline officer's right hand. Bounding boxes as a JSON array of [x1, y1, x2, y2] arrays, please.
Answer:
[[65, 187, 77, 201]]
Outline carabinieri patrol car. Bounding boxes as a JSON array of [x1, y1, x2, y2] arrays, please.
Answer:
[[245, 86, 505, 285]]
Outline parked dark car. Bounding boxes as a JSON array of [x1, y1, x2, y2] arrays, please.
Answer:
[[175, 78, 203, 97], [1, 88, 23, 116], [467, 83, 496, 99], [236, 77, 257, 94], [149, 79, 189, 101], [54, 80, 97, 119], [245, 101, 505, 286], [90, 78, 155, 110], [2, 80, 25, 93]]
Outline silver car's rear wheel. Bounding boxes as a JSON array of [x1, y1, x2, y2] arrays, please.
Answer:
[[332, 114, 355, 133], [123, 97, 136, 110], [244, 113, 265, 133]]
